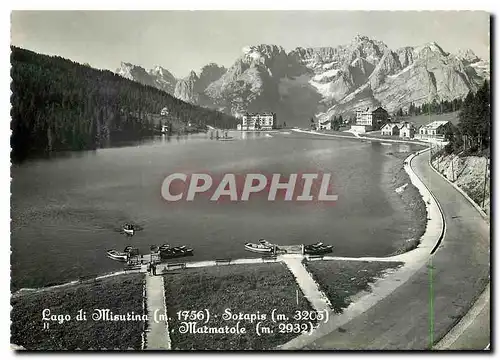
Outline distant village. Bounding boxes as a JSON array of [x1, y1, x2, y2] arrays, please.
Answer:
[[316, 106, 452, 141], [158, 104, 452, 141]]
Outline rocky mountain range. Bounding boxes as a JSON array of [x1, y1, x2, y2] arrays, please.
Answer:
[[116, 35, 489, 126]]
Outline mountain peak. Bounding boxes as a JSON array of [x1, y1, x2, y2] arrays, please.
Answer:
[[187, 70, 199, 79], [152, 65, 167, 72], [416, 41, 447, 56], [119, 61, 141, 70], [116, 38, 488, 125], [149, 65, 175, 78], [242, 44, 286, 58], [456, 48, 480, 63], [353, 34, 371, 42]]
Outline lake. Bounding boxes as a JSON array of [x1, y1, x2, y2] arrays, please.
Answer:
[[11, 130, 421, 290]]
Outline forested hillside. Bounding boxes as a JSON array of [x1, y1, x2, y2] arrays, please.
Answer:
[[10, 46, 236, 162], [444, 80, 490, 156]]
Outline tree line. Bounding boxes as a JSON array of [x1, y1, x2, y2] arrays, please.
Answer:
[[444, 80, 490, 155], [10, 46, 237, 162], [395, 98, 464, 118], [331, 115, 345, 131]]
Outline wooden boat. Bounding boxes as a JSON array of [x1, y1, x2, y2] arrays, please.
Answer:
[[305, 242, 323, 248], [122, 224, 135, 236], [159, 244, 170, 251], [304, 244, 333, 255], [244, 242, 274, 254], [159, 246, 194, 259], [123, 228, 135, 236], [258, 239, 275, 247], [106, 249, 129, 262], [122, 223, 143, 236]]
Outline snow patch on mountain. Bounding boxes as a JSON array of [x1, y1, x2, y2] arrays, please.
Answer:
[[117, 35, 489, 125], [312, 69, 340, 82], [322, 61, 338, 70], [388, 63, 416, 78]]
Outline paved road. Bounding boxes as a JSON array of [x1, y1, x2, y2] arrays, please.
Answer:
[[304, 150, 490, 350], [434, 284, 490, 350]]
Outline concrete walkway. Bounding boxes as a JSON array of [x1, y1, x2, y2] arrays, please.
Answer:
[[145, 274, 171, 350], [281, 257, 332, 313]]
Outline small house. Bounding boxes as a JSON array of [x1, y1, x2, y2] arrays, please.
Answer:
[[381, 123, 400, 136], [399, 122, 416, 139], [419, 121, 451, 138]]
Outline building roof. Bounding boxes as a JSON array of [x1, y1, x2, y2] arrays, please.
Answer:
[[243, 112, 276, 117], [357, 106, 387, 114], [422, 120, 450, 130], [382, 123, 398, 129], [395, 122, 415, 129]]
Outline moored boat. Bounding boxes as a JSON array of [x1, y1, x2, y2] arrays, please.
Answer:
[[106, 249, 129, 262], [159, 244, 170, 251], [244, 242, 274, 254], [259, 239, 275, 247], [159, 246, 194, 259], [306, 242, 323, 248], [304, 244, 333, 255]]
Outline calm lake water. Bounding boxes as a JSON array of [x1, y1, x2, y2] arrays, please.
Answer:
[[11, 131, 421, 290]]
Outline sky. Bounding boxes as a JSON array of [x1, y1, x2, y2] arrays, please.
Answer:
[[11, 11, 490, 78]]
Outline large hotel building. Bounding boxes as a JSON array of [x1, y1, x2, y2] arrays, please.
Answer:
[[237, 112, 277, 130]]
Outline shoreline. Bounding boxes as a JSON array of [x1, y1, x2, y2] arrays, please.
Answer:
[[382, 150, 428, 255], [291, 128, 430, 146], [12, 134, 433, 295], [280, 148, 445, 349], [11, 150, 450, 350], [12, 149, 441, 296]]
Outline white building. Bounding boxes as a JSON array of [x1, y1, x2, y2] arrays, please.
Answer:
[[356, 108, 374, 126], [399, 122, 416, 139], [381, 123, 400, 136], [418, 120, 451, 138], [239, 112, 276, 130]]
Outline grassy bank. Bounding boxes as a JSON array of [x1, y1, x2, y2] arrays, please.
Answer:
[[163, 263, 314, 350], [304, 260, 403, 313], [11, 273, 145, 350], [386, 150, 428, 254]]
